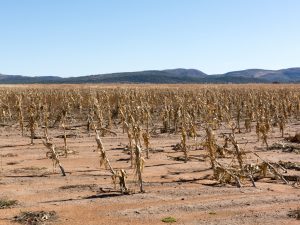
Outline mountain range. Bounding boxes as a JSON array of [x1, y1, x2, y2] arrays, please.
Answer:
[[1, 68, 300, 84]]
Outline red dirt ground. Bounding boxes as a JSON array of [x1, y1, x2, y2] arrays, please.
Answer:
[[0, 122, 299, 225]]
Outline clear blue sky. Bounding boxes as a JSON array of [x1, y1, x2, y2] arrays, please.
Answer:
[[0, 0, 299, 77]]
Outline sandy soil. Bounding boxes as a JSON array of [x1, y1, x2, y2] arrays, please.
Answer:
[[0, 122, 299, 225]]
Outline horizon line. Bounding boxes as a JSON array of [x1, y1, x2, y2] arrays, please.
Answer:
[[1, 66, 300, 78]]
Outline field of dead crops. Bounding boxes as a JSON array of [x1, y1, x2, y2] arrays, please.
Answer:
[[0, 84, 299, 225]]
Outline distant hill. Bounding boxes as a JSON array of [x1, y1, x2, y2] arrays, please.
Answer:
[[0, 68, 300, 84], [222, 68, 300, 82], [163, 68, 207, 78], [0, 74, 63, 83], [62, 70, 208, 84]]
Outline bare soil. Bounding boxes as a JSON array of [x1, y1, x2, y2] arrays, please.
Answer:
[[0, 122, 299, 225]]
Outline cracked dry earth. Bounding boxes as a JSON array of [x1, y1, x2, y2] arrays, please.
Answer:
[[0, 123, 299, 225]]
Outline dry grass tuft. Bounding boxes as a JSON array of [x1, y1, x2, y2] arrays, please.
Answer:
[[13, 211, 57, 225], [0, 198, 18, 209]]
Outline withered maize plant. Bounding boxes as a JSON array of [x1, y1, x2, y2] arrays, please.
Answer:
[[0, 84, 298, 190]]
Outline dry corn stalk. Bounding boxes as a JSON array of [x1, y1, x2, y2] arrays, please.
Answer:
[[93, 121, 129, 193], [132, 124, 146, 192], [134, 144, 145, 193], [61, 110, 68, 157], [181, 126, 188, 163], [142, 132, 150, 159], [251, 151, 288, 184], [204, 127, 217, 177], [16, 95, 24, 136], [42, 134, 66, 176], [215, 160, 242, 188], [227, 134, 256, 187], [28, 102, 38, 145], [279, 115, 286, 137], [124, 122, 134, 168]]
